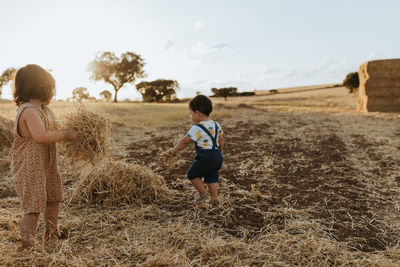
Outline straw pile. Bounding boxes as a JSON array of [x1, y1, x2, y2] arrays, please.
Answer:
[[0, 116, 13, 151], [70, 158, 171, 205], [358, 59, 400, 112], [61, 106, 108, 162]]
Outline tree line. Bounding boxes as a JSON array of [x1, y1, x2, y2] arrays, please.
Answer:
[[0, 51, 361, 102]]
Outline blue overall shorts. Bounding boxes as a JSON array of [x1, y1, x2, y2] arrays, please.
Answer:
[[187, 122, 223, 183]]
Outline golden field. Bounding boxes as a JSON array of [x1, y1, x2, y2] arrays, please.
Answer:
[[1, 86, 400, 266]]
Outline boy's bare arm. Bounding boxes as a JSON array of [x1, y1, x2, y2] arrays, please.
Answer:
[[23, 108, 78, 144], [218, 135, 224, 154], [173, 136, 193, 152]]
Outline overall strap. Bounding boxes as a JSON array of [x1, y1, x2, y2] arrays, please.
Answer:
[[196, 122, 219, 150]]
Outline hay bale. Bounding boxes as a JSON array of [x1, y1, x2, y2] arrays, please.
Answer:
[[358, 94, 400, 112], [360, 78, 400, 88], [359, 78, 400, 97], [0, 116, 13, 151], [70, 158, 171, 205], [61, 106, 108, 162], [358, 59, 400, 112], [360, 59, 400, 80]]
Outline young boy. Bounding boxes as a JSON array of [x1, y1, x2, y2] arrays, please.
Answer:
[[172, 95, 224, 204]]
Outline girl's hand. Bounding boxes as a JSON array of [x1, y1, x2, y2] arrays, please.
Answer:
[[66, 127, 79, 141]]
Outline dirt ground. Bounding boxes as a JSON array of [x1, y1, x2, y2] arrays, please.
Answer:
[[125, 104, 400, 252], [1, 86, 400, 265]]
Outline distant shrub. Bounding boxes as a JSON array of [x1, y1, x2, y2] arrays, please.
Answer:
[[343, 72, 359, 93], [72, 87, 95, 101], [100, 90, 112, 102], [211, 87, 237, 100], [137, 79, 179, 103], [269, 89, 279, 94], [237, 91, 255, 97]]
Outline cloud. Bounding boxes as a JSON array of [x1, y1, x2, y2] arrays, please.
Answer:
[[367, 51, 385, 61], [194, 21, 204, 30], [163, 40, 175, 51], [207, 43, 230, 52], [240, 58, 359, 88], [182, 41, 233, 64]]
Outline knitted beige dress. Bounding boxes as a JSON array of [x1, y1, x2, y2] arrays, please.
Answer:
[[11, 103, 62, 214]]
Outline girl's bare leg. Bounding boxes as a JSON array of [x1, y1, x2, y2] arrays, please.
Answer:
[[190, 178, 207, 195], [206, 183, 218, 200], [45, 202, 59, 236], [21, 213, 39, 248]]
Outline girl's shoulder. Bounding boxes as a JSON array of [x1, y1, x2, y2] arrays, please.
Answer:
[[17, 102, 35, 111], [16, 103, 37, 117]]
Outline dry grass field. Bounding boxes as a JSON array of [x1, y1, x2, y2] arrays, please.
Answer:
[[1, 86, 400, 266]]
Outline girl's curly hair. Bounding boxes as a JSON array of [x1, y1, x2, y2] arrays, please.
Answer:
[[13, 64, 56, 106]]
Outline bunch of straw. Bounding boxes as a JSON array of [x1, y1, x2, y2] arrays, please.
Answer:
[[0, 116, 13, 151], [61, 106, 108, 162], [158, 148, 182, 168], [70, 158, 171, 205]]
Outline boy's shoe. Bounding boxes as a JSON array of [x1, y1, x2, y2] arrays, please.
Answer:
[[194, 192, 209, 204]]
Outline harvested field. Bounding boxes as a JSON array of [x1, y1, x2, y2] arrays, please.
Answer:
[[1, 86, 400, 265]]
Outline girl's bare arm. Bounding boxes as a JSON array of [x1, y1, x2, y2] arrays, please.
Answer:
[[173, 136, 193, 152], [47, 107, 61, 130], [22, 108, 78, 144]]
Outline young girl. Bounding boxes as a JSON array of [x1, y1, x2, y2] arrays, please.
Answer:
[[11, 64, 79, 248], [172, 95, 224, 204]]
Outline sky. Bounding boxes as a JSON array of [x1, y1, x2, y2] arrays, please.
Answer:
[[0, 0, 399, 101]]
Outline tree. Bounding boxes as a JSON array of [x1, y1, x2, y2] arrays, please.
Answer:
[[87, 51, 145, 102], [343, 72, 359, 93], [136, 79, 179, 103], [0, 68, 17, 97], [211, 87, 238, 100], [72, 87, 91, 101], [100, 90, 112, 102], [211, 88, 218, 96]]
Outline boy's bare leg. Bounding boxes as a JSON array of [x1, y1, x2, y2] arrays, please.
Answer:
[[21, 213, 39, 248], [190, 178, 207, 195], [206, 183, 218, 200], [45, 202, 59, 236]]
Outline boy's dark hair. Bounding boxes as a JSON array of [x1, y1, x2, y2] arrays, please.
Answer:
[[13, 64, 56, 106], [189, 95, 213, 116]]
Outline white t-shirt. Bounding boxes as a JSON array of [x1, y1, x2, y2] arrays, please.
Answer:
[[186, 120, 223, 150]]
